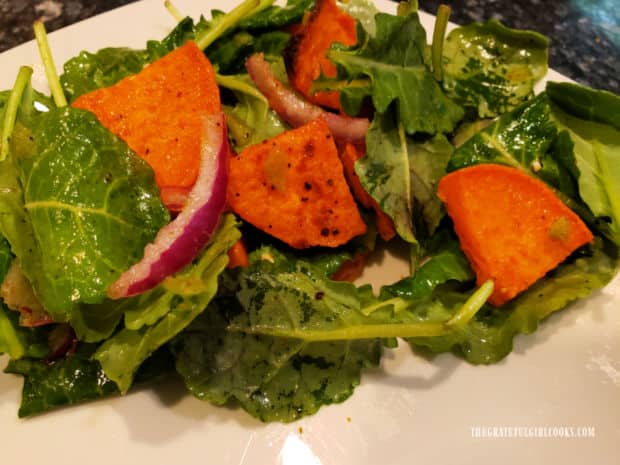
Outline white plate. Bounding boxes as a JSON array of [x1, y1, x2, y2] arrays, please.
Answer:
[[0, 1, 618, 464]]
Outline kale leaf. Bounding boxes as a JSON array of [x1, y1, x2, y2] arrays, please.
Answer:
[[358, 112, 454, 244], [5, 345, 118, 417], [358, 112, 415, 243], [238, 0, 314, 31], [173, 301, 381, 423], [15, 107, 167, 318], [5, 344, 174, 417], [326, 12, 463, 135], [61, 17, 202, 101], [442, 20, 548, 118], [172, 243, 491, 422], [61, 47, 148, 103], [220, 73, 287, 152], [547, 83, 620, 245]]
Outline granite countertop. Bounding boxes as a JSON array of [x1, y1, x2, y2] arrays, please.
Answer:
[[0, 0, 618, 93]]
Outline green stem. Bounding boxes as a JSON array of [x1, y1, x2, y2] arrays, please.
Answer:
[[431, 4, 451, 82], [195, 0, 261, 51], [229, 321, 449, 341], [216, 73, 267, 102], [310, 74, 370, 95], [0, 66, 33, 161], [163, 0, 185, 22], [33, 21, 67, 107], [229, 281, 494, 342], [360, 296, 409, 316], [445, 280, 494, 327]]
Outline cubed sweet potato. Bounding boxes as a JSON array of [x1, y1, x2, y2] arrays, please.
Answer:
[[72, 41, 221, 208], [284, 0, 357, 111], [437, 164, 593, 306], [227, 117, 367, 248]]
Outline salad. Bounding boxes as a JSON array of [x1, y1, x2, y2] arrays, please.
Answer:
[[0, 0, 618, 424]]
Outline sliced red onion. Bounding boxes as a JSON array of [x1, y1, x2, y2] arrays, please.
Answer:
[[107, 113, 229, 299], [245, 53, 369, 144]]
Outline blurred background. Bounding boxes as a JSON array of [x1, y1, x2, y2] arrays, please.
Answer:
[[0, 0, 618, 93]]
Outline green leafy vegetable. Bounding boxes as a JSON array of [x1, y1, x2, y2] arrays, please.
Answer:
[[5, 344, 174, 417], [69, 300, 128, 343], [173, 301, 382, 423], [220, 73, 287, 151], [211, 245, 490, 342], [1, 68, 36, 160], [196, 0, 265, 51], [0, 235, 12, 284], [15, 106, 168, 318], [447, 93, 557, 172], [442, 20, 548, 117], [171, 242, 496, 422], [359, 112, 415, 243], [209, 30, 291, 74], [33, 22, 67, 107], [358, 114, 454, 245], [238, 0, 313, 30], [172, 247, 385, 422], [5, 345, 118, 417], [61, 17, 203, 102], [431, 4, 451, 82], [94, 214, 240, 393], [147, 16, 205, 60], [61, 48, 148, 103], [326, 12, 463, 134], [547, 83, 620, 244], [547, 81, 620, 130], [409, 135, 454, 234], [381, 233, 473, 300]]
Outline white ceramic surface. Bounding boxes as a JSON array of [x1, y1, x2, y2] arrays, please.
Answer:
[[0, 1, 618, 464]]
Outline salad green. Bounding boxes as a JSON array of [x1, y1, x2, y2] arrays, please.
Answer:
[[0, 0, 618, 422]]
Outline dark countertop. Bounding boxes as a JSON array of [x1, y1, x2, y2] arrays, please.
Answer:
[[0, 0, 618, 93]]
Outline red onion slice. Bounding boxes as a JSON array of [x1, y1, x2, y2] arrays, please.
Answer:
[[245, 53, 369, 144], [107, 113, 229, 299]]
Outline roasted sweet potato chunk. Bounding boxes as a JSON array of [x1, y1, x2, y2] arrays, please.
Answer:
[[438, 164, 593, 306], [228, 118, 367, 248], [284, 0, 357, 110], [72, 41, 221, 208]]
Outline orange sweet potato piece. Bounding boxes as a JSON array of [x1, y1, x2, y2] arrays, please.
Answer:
[[284, 0, 357, 110], [341, 143, 396, 241], [227, 238, 250, 269], [227, 117, 366, 248], [72, 41, 221, 205], [437, 164, 593, 306]]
